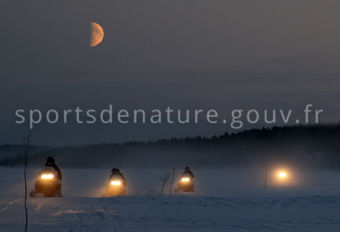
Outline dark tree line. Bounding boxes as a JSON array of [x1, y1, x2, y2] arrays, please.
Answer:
[[1, 124, 340, 169]]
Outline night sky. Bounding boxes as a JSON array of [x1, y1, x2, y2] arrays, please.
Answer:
[[1, 0, 339, 145]]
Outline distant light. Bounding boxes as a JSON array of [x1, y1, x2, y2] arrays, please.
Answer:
[[270, 167, 296, 187], [275, 169, 290, 183], [278, 171, 287, 179], [111, 180, 121, 186], [41, 173, 54, 180]]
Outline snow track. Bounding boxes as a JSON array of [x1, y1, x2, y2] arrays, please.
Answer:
[[1, 195, 340, 232]]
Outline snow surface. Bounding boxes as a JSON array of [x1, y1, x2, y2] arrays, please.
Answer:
[[1, 167, 340, 232]]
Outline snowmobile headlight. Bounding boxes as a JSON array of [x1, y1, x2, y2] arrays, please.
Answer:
[[111, 180, 121, 186], [41, 173, 54, 180], [181, 177, 191, 183]]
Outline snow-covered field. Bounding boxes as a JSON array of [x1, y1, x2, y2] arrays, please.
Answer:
[[1, 167, 340, 232]]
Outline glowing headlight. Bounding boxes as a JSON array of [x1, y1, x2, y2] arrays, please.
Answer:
[[278, 171, 287, 179], [111, 180, 121, 186], [181, 177, 191, 183], [275, 169, 290, 182], [41, 173, 54, 180], [270, 167, 296, 186]]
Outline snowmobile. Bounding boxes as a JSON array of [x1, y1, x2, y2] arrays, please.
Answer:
[[175, 175, 195, 192], [105, 175, 126, 196], [30, 167, 62, 197]]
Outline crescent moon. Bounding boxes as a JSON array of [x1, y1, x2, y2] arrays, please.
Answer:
[[90, 22, 104, 47]]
